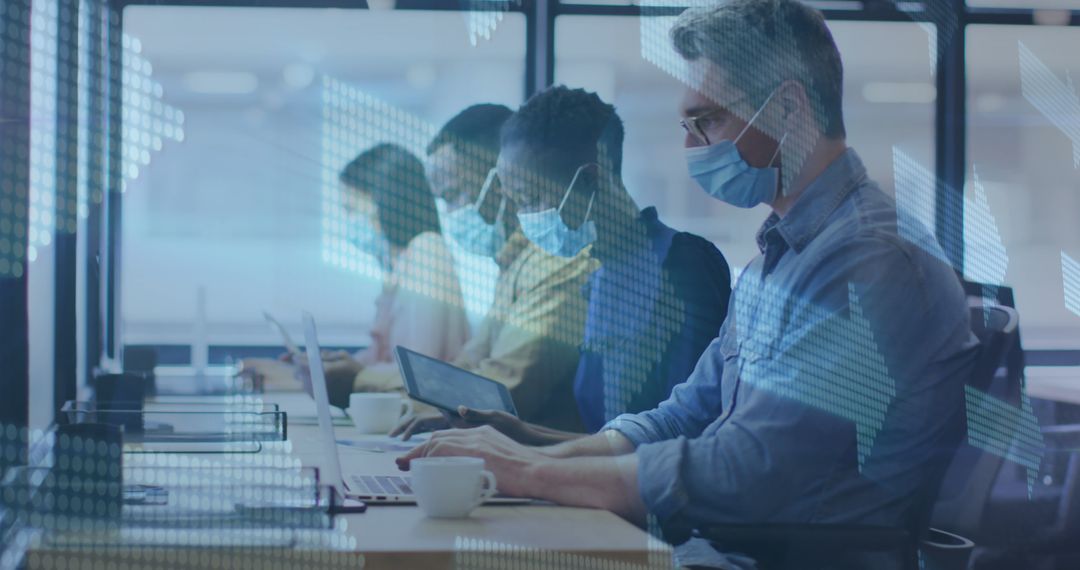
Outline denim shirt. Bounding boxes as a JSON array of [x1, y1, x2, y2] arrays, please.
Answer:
[[605, 149, 978, 530]]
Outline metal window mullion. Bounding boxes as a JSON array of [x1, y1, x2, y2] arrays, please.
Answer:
[[0, 0, 32, 445], [103, 2, 122, 361], [54, 0, 80, 414], [935, 0, 966, 273], [84, 0, 106, 382]]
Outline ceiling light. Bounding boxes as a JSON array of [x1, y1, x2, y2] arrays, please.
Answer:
[[182, 71, 258, 95]]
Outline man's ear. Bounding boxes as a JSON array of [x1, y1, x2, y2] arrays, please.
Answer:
[[777, 79, 812, 124]]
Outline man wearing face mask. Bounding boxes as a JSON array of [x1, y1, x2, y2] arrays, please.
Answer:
[[383, 104, 594, 433], [411, 87, 732, 447], [397, 2, 976, 566]]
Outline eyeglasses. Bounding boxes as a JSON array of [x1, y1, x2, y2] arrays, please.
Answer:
[[679, 94, 754, 146]]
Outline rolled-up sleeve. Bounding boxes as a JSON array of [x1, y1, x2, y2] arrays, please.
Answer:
[[632, 400, 842, 525], [604, 331, 731, 446], [627, 237, 975, 528], [635, 436, 693, 521]]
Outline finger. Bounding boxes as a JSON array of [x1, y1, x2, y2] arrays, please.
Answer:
[[402, 418, 431, 441], [395, 440, 433, 470], [424, 440, 459, 459], [390, 417, 413, 438], [459, 407, 495, 424]]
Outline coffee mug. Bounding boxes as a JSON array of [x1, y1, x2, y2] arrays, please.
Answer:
[[410, 457, 497, 518], [348, 393, 413, 434]]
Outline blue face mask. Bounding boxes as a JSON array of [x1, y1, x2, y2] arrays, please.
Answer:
[[443, 169, 507, 258], [517, 164, 597, 258], [347, 215, 390, 266], [685, 89, 787, 209]]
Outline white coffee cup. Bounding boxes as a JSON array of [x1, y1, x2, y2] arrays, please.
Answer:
[[348, 393, 413, 434], [410, 457, 497, 518]]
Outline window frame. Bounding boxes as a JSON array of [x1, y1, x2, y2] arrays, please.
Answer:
[[71, 0, 1080, 373]]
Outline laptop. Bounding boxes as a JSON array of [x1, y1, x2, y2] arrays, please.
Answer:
[[301, 312, 528, 505]]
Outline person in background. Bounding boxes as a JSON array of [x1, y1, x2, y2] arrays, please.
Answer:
[[401, 87, 732, 446], [243, 143, 470, 408], [355, 104, 595, 432], [398, 2, 976, 567]]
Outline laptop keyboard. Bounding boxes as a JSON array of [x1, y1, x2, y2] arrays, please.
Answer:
[[349, 474, 413, 496]]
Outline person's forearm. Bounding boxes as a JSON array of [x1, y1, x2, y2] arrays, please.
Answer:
[[525, 454, 647, 526], [541, 430, 635, 459], [524, 424, 584, 446]]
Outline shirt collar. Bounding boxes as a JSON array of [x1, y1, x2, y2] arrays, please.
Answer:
[[755, 148, 867, 254], [591, 207, 660, 262], [496, 230, 531, 270]]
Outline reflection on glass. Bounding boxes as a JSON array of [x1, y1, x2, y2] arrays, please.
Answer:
[[120, 7, 526, 354], [967, 25, 1080, 344], [555, 16, 935, 272]]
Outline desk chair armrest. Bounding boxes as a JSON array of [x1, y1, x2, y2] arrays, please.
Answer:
[[1042, 424, 1080, 448], [693, 524, 971, 570], [1043, 424, 1080, 435], [694, 523, 913, 552]]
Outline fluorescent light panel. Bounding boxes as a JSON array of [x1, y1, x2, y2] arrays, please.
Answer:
[[183, 71, 259, 95]]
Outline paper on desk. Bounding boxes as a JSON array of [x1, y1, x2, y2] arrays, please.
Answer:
[[336, 437, 424, 453], [264, 391, 349, 426]]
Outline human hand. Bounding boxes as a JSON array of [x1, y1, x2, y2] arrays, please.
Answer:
[[390, 410, 453, 440], [292, 352, 362, 407], [237, 357, 305, 392], [455, 406, 551, 446], [321, 349, 351, 362], [395, 425, 550, 498], [236, 358, 267, 391]]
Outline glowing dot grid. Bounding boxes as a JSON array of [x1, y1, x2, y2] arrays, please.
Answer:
[[453, 535, 673, 570], [642, 3, 1048, 491], [119, 32, 184, 191], [734, 273, 896, 471], [1, 1, 34, 279], [893, 149, 1044, 488], [640, 0, 826, 200], [320, 76, 588, 349], [3, 0, 1076, 561], [1, 396, 361, 568], [27, 0, 59, 266], [1063, 251, 1080, 318], [1019, 41, 1080, 170], [4, 1, 184, 277], [461, 0, 519, 47], [321, 76, 430, 274]]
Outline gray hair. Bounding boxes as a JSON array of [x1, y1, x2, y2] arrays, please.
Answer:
[[671, 0, 846, 138]]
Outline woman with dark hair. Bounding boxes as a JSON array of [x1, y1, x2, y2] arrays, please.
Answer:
[[314, 143, 470, 407], [339, 143, 445, 264]]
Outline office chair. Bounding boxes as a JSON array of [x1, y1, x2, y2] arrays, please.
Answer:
[[685, 301, 1021, 570], [972, 408, 1080, 568], [931, 302, 1021, 542]]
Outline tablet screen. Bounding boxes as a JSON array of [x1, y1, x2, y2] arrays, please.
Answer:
[[396, 347, 516, 416]]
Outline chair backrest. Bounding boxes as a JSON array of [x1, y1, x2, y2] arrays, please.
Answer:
[[930, 301, 1021, 540], [966, 300, 1020, 393]]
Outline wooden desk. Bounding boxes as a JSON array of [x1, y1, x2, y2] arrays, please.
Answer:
[[28, 391, 672, 570]]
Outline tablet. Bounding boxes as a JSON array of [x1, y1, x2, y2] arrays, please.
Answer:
[[394, 346, 517, 417]]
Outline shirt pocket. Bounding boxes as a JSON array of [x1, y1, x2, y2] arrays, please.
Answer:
[[719, 329, 741, 363]]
